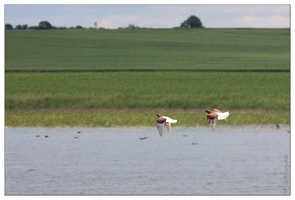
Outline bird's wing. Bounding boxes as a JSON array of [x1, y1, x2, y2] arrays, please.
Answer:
[[216, 111, 229, 120], [209, 118, 216, 131], [165, 122, 172, 133], [163, 116, 177, 123], [157, 123, 164, 136], [213, 108, 221, 113]]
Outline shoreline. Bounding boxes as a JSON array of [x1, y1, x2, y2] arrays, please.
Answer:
[[5, 108, 290, 127], [4, 124, 290, 129]]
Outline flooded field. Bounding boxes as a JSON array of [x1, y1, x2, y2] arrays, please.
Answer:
[[5, 126, 290, 195]]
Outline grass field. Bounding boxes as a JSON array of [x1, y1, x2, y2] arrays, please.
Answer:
[[5, 71, 290, 126], [5, 72, 290, 110], [5, 29, 290, 127], [5, 28, 290, 71]]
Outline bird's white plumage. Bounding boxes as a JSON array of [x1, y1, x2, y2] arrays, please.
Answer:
[[216, 111, 229, 120], [163, 116, 177, 123]]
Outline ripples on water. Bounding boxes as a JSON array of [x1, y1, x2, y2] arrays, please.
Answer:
[[5, 125, 290, 195]]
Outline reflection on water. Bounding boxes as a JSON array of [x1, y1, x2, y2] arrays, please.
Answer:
[[5, 126, 290, 195]]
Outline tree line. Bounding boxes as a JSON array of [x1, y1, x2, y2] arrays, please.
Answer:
[[5, 15, 204, 30], [5, 21, 85, 30]]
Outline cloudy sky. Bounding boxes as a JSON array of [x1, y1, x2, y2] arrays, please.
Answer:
[[4, 3, 291, 29]]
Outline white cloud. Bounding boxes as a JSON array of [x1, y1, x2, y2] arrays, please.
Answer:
[[95, 14, 182, 29], [97, 15, 138, 28], [249, 5, 290, 15], [233, 15, 290, 28], [222, 5, 290, 15]]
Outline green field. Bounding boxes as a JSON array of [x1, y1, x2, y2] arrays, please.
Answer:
[[5, 72, 289, 110], [5, 28, 290, 71], [5, 29, 290, 127]]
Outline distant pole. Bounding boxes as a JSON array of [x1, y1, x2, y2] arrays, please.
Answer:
[[94, 21, 97, 29]]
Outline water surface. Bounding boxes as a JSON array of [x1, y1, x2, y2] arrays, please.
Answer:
[[5, 126, 290, 195]]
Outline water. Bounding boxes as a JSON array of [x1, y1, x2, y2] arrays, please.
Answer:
[[5, 126, 290, 195]]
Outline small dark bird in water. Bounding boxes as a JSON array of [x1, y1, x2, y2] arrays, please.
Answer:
[[74, 136, 79, 139], [183, 135, 188, 137], [36, 135, 40, 137], [276, 124, 280, 129], [45, 135, 49, 138], [77, 131, 81, 134], [192, 142, 198, 145], [140, 137, 149, 140]]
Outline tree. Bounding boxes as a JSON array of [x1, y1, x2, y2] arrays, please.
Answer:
[[38, 21, 52, 29], [22, 24, 28, 30], [15, 24, 23, 30], [5, 24, 13, 30], [28, 26, 38, 30], [180, 15, 204, 28], [15, 24, 28, 30], [127, 24, 139, 29]]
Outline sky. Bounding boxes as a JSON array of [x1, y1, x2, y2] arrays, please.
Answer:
[[4, 3, 291, 29]]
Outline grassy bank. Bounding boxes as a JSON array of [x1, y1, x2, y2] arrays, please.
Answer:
[[5, 109, 289, 127]]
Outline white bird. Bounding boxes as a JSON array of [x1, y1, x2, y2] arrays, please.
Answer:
[[205, 109, 229, 131], [156, 114, 177, 136]]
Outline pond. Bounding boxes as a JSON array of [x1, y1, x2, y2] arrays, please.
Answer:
[[5, 126, 290, 195]]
